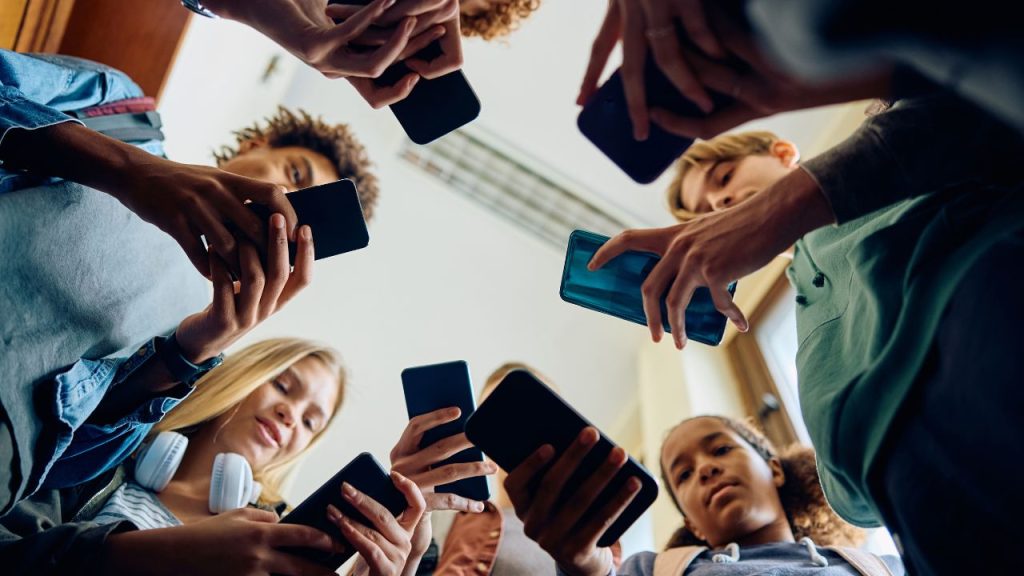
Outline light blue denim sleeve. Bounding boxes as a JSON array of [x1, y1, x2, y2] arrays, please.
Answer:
[[36, 337, 196, 491], [0, 49, 152, 193]]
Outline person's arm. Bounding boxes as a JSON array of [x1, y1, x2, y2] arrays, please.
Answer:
[[802, 90, 1024, 224]]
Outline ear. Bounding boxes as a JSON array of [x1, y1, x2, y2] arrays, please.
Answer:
[[770, 140, 800, 167], [768, 456, 786, 488], [684, 516, 707, 542], [237, 137, 269, 154]]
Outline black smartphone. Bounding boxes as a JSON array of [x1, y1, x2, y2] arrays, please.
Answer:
[[401, 361, 490, 502], [330, 0, 481, 144], [577, 58, 734, 184], [278, 453, 406, 570], [560, 229, 735, 346], [248, 179, 369, 264], [464, 370, 658, 547]]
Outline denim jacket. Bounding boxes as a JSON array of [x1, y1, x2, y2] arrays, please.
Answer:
[[0, 50, 208, 513]]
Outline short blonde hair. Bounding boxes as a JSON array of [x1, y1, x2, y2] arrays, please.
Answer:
[[461, 0, 541, 41], [152, 338, 346, 505], [666, 131, 780, 222]]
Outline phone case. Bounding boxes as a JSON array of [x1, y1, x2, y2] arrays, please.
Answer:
[[278, 453, 405, 570], [402, 361, 490, 502], [560, 229, 735, 346], [248, 178, 369, 264], [465, 370, 658, 547], [577, 58, 733, 184]]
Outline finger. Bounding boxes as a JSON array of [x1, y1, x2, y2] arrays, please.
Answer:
[[244, 182, 297, 240], [618, 0, 649, 141], [209, 248, 237, 320], [398, 24, 446, 60], [588, 229, 667, 272], [399, 407, 462, 450], [641, 2, 713, 112], [211, 181, 270, 247], [677, 0, 725, 58], [276, 225, 314, 309], [578, 0, 622, 106], [325, 2, 362, 22], [392, 471, 427, 531], [170, 219, 211, 279], [235, 240, 265, 327], [191, 206, 241, 278], [650, 103, 760, 139], [550, 446, 628, 536], [710, 283, 747, 332], [411, 430, 475, 464], [577, 476, 642, 550], [525, 428, 600, 532], [413, 461, 497, 492], [663, 272, 696, 350], [265, 523, 335, 551], [332, 511, 392, 573], [335, 0, 401, 41], [350, 16, 417, 78], [349, 73, 420, 109], [503, 444, 556, 513], [640, 259, 675, 343], [424, 491, 487, 513], [405, 20, 462, 79], [257, 213, 290, 319], [340, 483, 406, 543]]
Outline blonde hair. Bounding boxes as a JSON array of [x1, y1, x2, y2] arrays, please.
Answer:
[[481, 361, 557, 400], [152, 338, 346, 505], [666, 131, 780, 222]]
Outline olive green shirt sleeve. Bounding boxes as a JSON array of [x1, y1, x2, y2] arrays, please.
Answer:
[[802, 91, 1024, 224]]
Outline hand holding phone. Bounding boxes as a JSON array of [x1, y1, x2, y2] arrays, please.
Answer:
[[279, 453, 410, 570], [248, 179, 369, 265], [465, 369, 658, 547], [560, 229, 735, 346], [400, 361, 492, 503]]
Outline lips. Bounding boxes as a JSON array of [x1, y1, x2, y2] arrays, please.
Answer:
[[706, 481, 738, 506], [255, 416, 282, 447]]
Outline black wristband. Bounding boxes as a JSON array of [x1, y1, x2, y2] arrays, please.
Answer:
[[155, 333, 224, 386]]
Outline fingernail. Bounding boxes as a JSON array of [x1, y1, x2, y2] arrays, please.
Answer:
[[301, 225, 312, 240], [610, 447, 627, 464], [627, 477, 642, 491], [432, 25, 446, 38], [699, 99, 714, 114], [384, 0, 397, 8], [327, 504, 341, 520], [473, 502, 485, 512], [581, 428, 599, 446], [271, 213, 284, 229], [538, 444, 555, 459], [342, 482, 357, 498]]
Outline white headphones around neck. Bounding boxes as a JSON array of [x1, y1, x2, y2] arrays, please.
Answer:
[[134, 431, 262, 514]]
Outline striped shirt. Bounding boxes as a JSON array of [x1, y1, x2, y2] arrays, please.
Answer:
[[92, 481, 181, 530]]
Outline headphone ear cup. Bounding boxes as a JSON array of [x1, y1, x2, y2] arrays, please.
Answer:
[[209, 453, 254, 514], [134, 432, 188, 492]]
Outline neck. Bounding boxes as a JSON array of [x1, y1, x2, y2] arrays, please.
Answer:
[[727, 517, 796, 548], [163, 426, 221, 497]]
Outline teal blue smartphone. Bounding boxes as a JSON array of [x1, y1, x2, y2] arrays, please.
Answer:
[[559, 229, 735, 346]]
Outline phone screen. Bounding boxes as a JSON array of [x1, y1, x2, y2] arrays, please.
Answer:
[[401, 361, 490, 502], [560, 229, 734, 346], [465, 369, 658, 547]]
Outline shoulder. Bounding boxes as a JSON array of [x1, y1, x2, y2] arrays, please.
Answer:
[[618, 551, 657, 576]]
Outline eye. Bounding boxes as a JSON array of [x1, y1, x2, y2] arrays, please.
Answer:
[[290, 163, 302, 186], [678, 469, 693, 482], [719, 166, 733, 187], [303, 417, 316, 431], [713, 444, 733, 456], [274, 379, 288, 394]]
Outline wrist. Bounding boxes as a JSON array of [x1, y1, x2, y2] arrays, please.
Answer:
[[159, 332, 224, 385]]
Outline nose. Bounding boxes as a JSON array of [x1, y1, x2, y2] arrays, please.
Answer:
[[275, 402, 296, 428], [710, 192, 734, 212], [697, 460, 722, 483]]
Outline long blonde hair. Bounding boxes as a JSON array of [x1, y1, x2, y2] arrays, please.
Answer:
[[666, 131, 780, 221], [152, 338, 346, 505]]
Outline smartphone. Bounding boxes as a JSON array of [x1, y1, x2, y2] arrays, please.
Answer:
[[248, 179, 369, 264], [330, 0, 481, 144], [278, 453, 406, 570], [560, 229, 735, 346], [401, 361, 490, 502], [577, 58, 734, 184], [464, 369, 658, 547]]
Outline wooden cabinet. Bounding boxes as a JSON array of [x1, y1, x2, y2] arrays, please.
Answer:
[[2, 0, 190, 101]]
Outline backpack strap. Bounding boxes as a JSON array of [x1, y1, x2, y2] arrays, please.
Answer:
[[826, 546, 895, 576], [653, 546, 707, 576], [70, 97, 164, 143]]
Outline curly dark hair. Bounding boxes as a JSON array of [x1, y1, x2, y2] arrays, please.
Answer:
[[661, 416, 863, 549], [461, 0, 541, 41], [214, 106, 380, 222]]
